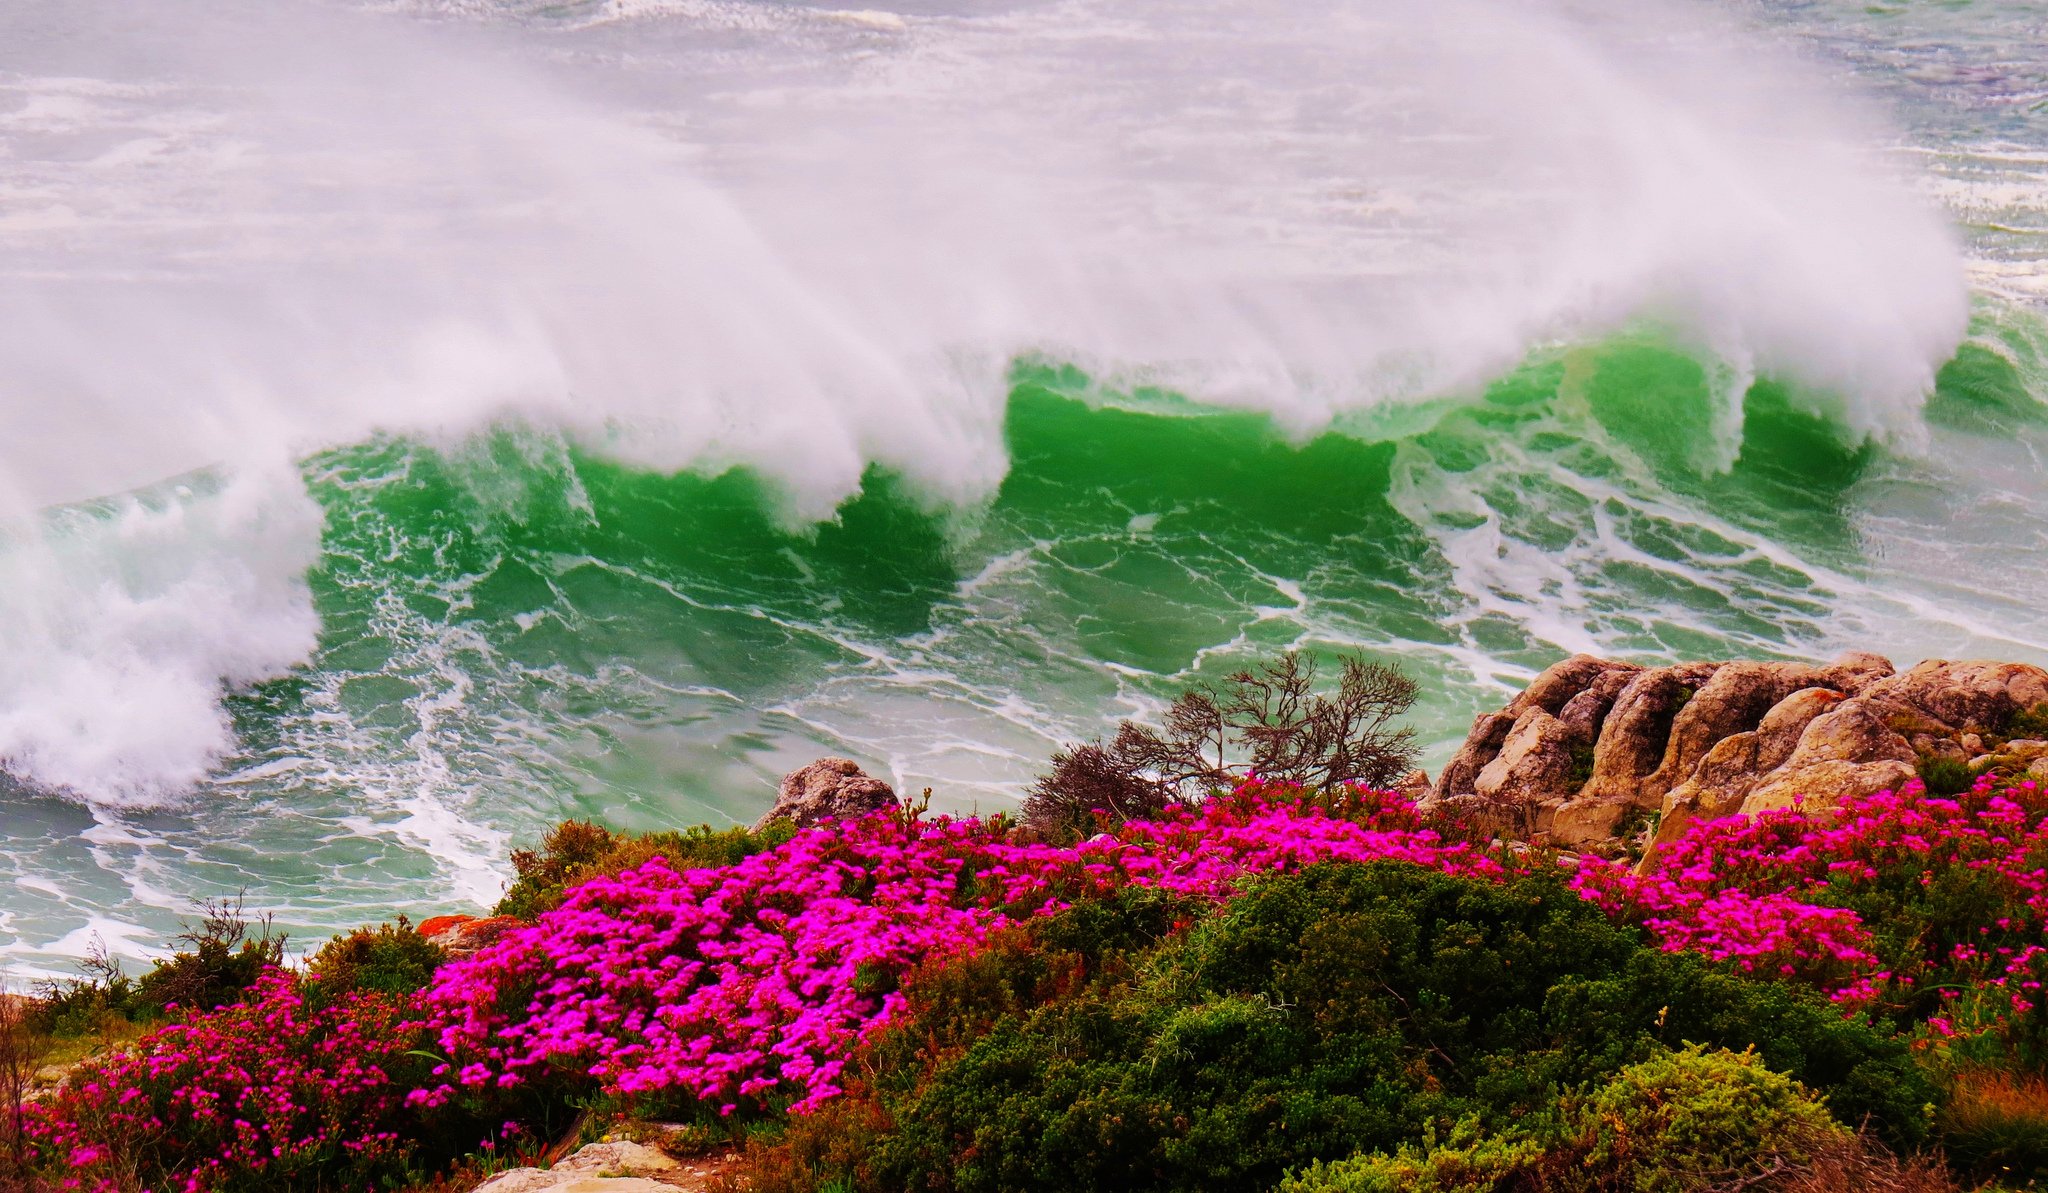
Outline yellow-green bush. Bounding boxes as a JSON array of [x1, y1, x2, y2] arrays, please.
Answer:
[[1278, 1045, 1846, 1193]]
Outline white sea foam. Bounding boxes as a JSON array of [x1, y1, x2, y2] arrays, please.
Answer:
[[0, 0, 1970, 803]]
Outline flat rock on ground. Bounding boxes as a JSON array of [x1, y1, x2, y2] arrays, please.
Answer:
[[472, 1140, 742, 1193]]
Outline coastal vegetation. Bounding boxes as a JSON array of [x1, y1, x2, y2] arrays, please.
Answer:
[[7, 653, 2048, 1192]]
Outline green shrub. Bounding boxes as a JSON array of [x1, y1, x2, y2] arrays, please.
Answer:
[[494, 818, 795, 919], [126, 895, 287, 1018], [303, 917, 446, 1004], [1279, 1045, 1846, 1193], [1919, 756, 1976, 797], [1574, 1043, 1845, 1189], [33, 895, 286, 1034], [1276, 1117, 1550, 1192], [743, 862, 1928, 1193]]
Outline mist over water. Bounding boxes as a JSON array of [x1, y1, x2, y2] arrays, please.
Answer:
[[0, 0, 2032, 968]]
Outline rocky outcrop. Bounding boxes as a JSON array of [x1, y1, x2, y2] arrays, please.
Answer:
[[417, 914, 527, 960], [753, 757, 898, 831], [1426, 651, 2048, 858]]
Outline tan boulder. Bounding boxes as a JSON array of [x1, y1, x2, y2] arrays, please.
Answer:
[[1431, 711, 1516, 803], [1642, 661, 1829, 804], [1473, 709, 1581, 810], [1581, 663, 1721, 805], [1863, 660, 2048, 734], [1549, 797, 1629, 849], [420, 915, 527, 960], [1817, 651, 1895, 694], [1432, 655, 1640, 802], [553, 1142, 680, 1177], [1753, 687, 1847, 772], [471, 1140, 682, 1193], [755, 757, 898, 830], [1652, 685, 1848, 843], [1738, 759, 1915, 818]]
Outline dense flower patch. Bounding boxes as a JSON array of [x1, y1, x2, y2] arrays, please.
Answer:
[[23, 973, 440, 1193], [413, 785, 1514, 1117], [31, 773, 2048, 1192], [1575, 776, 2048, 1047]]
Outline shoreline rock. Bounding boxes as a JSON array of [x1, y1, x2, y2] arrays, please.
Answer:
[[1425, 652, 2048, 859], [753, 757, 898, 831]]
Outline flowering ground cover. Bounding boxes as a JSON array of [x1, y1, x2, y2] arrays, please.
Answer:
[[411, 785, 1512, 1118], [1575, 775, 2048, 1057], [24, 775, 2048, 1191]]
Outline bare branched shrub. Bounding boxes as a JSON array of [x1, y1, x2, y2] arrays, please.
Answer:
[[127, 892, 286, 1017], [1024, 651, 1419, 838], [0, 983, 50, 1189], [1758, 1130, 1962, 1193]]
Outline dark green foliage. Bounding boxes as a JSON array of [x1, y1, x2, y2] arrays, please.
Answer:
[[127, 895, 287, 1019], [494, 818, 795, 919], [303, 917, 446, 1005], [2003, 701, 2048, 742], [747, 863, 1927, 1193], [1564, 742, 1596, 791], [1919, 756, 1976, 797], [1280, 1044, 1847, 1192]]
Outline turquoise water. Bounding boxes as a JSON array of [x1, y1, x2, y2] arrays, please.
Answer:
[[3, 0, 2048, 971]]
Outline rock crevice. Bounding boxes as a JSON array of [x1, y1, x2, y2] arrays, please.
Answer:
[[1426, 653, 2048, 855]]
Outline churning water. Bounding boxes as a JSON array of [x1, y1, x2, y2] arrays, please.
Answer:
[[0, 0, 2042, 970]]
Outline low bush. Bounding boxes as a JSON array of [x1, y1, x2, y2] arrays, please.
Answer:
[[1280, 1044, 1846, 1192], [303, 917, 446, 1004], [23, 972, 473, 1193], [494, 818, 795, 919], [1025, 652, 1420, 839], [1579, 776, 2048, 1061], [30, 896, 286, 1037], [1936, 1065, 2048, 1186], [418, 787, 1511, 1123], [739, 863, 1927, 1193]]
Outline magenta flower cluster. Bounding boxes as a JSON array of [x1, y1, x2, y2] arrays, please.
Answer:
[[412, 784, 1507, 1116], [37, 772, 2048, 1193], [23, 973, 428, 1193], [1574, 775, 2048, 1025]]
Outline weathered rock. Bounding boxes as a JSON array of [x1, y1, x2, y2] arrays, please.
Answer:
[[1738, 759, 1916, 819], [471, 1140, 681, 1193], [1719, 698, 1914, 815], [1580, 663, 1721, 806], [1642, 661, 1829, 805], [1430, 656, 1641, 803], [553, 1142, 680, 1178], [1862, 660, 2048, 734], [1651, 683, 1849, 845], [755, 757, 898, 831], [1817, 651, 1895, 694], [1432, 711, 1514, 804], [473, 1175, 673, 1193], [1436, 650, 2048, 861], [1513, 655, 1643, 719], [1473, 709, 1580, 811], [419, 915, 527, 960], [1549, 797, 1628, 849], [1555, 668, 1638, 744]]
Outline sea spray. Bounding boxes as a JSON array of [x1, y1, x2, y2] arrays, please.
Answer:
[[0, 0, 2009, 969]]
